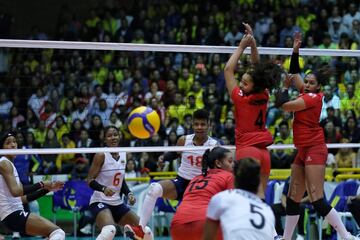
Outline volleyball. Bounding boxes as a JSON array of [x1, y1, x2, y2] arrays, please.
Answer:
[[127, 106, 160, 139]]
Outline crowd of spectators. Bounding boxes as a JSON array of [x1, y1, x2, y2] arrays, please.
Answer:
[[0, 0, 359, 178]]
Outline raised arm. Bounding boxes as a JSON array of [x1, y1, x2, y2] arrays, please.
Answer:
[[243, 23, 259, 64], [224, 34, 252, 96], [289, 32, 304, 91]]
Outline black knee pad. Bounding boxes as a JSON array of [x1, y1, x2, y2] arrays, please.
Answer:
[[312, 198, 332, 217], [286, 197, 300, 215]]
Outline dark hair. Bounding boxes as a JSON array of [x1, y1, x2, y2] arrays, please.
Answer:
[[0, 129, 17, 149], [278, 121, 289, 129], [193, 109, 209, 122], [247, 62, 283, 92], [201, 147, 231, 176], [234, 158, 260, 193], [311, 65, 333, 87], [104, 126, 120, 136]]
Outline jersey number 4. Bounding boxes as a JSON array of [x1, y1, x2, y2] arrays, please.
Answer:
[[254, 110, 264, 129], [187, 155, 202, 167]]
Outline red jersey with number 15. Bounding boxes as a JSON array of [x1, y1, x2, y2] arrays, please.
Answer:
[[231, 87, 273, 148], [171, 169, 234, 225], [293, 92, 325, 147]]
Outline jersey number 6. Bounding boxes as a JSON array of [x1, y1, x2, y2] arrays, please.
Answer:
[[113, 172, 121, 186]]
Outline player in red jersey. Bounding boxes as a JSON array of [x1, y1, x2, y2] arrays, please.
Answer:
[[276, 32, 358, 240], [170, 146, 234, 240], [224, 23, 282, 199]]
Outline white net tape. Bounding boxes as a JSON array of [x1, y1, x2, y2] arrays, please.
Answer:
[[0, 143, 359, 155], [0, 39, 360, 56]]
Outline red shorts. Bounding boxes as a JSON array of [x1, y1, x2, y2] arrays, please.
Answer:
[[293, 144, 327, 166], [171, 220, 222, 240], [236, 146, 270, 175]]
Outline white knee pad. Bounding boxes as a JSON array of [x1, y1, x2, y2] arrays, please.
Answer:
[[96, 225, 116, 240], [147, 182, 163, 198], [49, 229, 65, 240]]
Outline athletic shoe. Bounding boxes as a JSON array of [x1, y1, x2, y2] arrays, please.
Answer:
[[296, 234, 305, 240], [12, 232, 20, 239], [274, 235, 284, 240], [124, 224, 154, 240], [343, 235, 360, 240]]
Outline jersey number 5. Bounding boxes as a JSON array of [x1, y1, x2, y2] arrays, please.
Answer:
[[254, 110, 264, 129], [249, 203, 265, 229], [187, 155, 202, 167], [113, 172, 121, 186]]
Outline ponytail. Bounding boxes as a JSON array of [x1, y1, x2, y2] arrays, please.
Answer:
[[201, 147, 231, 176], [202, 149, 211, 176]]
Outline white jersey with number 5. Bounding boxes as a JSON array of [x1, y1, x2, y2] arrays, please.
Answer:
[[0, 157, 24, 220], [90, 152, 126, 206], [178, 134, 219, 180], [207, 189, 275, 240]]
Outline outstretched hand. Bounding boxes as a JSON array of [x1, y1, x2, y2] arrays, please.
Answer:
[[239, 34, 254, 49], [43, 181, 64, 192], [293, 32, 302, 53], [242, 22, 253, 36]]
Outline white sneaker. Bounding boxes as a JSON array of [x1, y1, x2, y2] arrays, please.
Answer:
[[80, 223, 92, 235], [143, 226, 154, 240], [12, 232, 20, 239], [296, 234, 305, 240], [343, 234, 360, 240]]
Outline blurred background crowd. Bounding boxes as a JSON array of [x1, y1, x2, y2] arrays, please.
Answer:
[[0, 0, 359, 181]]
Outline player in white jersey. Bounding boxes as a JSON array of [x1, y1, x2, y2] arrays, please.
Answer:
[[124, 109, 219, 239], [0, 130, 65, 239], [87, 126, 153, 240], [204, 158, 275, 240]]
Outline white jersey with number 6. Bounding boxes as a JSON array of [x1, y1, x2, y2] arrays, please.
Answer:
[[207, 189, 275, 240], [90, 152, 126, 206], [178, 134, 218, 180]]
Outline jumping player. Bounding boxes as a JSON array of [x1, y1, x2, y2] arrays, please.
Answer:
[[276, 32, 359, 240], [224, 23, 282, 198], [125, 109, 219, 239]]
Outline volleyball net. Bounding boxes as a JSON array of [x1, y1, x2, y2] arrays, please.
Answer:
[[0, 39, 359, 183]]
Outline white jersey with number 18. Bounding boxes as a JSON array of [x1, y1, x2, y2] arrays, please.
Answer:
[[207, 189, 275, 240], [178, 134, 218, 180]]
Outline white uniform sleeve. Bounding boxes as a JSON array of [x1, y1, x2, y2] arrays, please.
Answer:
[[206, 193, 223, 221]]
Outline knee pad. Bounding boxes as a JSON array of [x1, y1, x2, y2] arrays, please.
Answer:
[[147, 182, 163, 198], [312, 198, 332, 217], [286, 197, 300, 215], [96, 225, 116, 240], [49, 229, 65, 240]]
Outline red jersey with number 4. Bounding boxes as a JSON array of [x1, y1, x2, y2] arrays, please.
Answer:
[[293, 92, 325, 147], [171, 169, 233, 225], [231, 87, 273, 148]]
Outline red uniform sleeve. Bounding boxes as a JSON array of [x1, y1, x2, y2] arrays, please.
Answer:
[[231, 86, 243, 102], [300, 93, 321, 108]]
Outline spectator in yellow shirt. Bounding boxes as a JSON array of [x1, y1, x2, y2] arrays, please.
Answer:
[[166, 92, 186, 125], [178, 68, 194, 94], [341, 83, 360, 117], [55, 133, 76, 173]]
